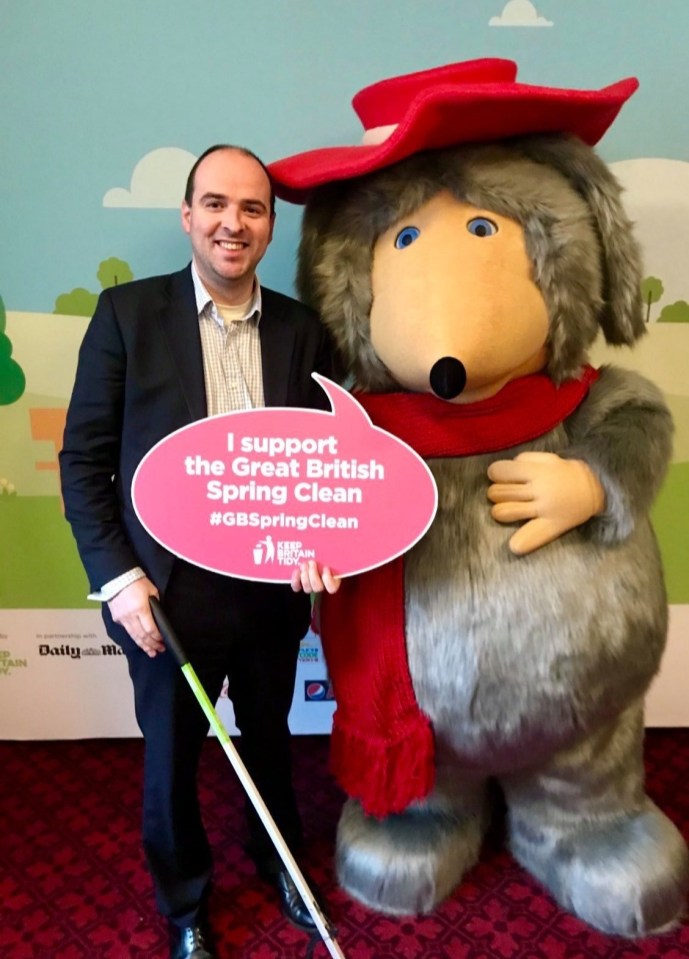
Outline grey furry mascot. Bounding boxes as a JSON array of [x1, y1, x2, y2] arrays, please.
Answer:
[[269, 59, 689, 936]]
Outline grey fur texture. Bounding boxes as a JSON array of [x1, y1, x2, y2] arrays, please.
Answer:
[[298, 136, 689, 935], [297, 135, 644, 387]]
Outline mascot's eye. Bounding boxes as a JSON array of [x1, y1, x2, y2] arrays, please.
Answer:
[[394, 226, 420, 249], [467, 217, 498, 238]]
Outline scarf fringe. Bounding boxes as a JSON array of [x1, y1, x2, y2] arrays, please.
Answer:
[[329, 717, 435, 819]]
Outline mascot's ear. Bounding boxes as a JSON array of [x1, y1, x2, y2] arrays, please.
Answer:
[[516, 135, 645, 346], [296, 192, 334, 310]]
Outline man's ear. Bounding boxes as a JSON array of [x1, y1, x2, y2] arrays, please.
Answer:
[[181, 201, 191, 235], [268, 212, 276, 244]]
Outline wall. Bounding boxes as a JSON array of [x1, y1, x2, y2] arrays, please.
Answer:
[[1, 1, 687, 736]]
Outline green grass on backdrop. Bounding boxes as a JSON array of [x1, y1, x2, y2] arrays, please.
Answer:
[[1, 497, 91, 608], [651, 461, 689, 606]]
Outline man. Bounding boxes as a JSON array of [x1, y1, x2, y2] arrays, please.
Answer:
[[60, 145, 335, 959]]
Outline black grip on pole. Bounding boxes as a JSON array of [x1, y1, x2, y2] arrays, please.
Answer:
[[149, 596, 189, 667]]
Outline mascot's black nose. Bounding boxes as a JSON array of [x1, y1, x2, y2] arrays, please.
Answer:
[[429, 356, 467, 399]]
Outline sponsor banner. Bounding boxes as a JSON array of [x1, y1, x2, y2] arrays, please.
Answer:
[[0, 607, 684, 738], [642, 605, 689, 727], [0, 610, 334, 738], [3, 604, 685, 735], [0, 610, 139, 739]]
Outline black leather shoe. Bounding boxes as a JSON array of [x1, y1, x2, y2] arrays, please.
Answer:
[[170, 924, 215, 959], [262, 865, 318, 930]]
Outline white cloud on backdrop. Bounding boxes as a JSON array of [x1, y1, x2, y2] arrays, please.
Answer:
[[103, 147, 197, 208], [489, 1, 553, 28]]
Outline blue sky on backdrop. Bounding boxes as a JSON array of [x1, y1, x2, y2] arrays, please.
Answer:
[[2, 0, 688, 312]]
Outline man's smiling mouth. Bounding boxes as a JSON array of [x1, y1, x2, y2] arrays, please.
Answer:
[[217, 240, 247, 250]]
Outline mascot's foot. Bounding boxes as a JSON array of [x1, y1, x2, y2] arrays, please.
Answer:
[[336, 798, 484, 915], [511, 801, 689, 936]]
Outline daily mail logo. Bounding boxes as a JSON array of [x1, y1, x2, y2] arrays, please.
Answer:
[[38, 643, 123, 659]]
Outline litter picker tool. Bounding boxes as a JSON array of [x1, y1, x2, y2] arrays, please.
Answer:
[[149, 596, 347, 959]]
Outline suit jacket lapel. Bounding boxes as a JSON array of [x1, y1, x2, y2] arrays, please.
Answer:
[[157, 266, 207, 421], [259, 288, 294, 408]]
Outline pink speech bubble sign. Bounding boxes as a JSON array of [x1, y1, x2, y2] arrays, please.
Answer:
[[132, 375, 437, 583]]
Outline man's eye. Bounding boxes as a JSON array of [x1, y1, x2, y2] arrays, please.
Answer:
[[467, 217, 498, 237], [394, 226, 420, 249]]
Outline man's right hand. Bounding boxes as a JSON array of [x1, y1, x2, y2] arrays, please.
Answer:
[[108, 577, 165, 657]]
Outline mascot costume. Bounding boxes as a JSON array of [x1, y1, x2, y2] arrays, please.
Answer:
[[269, 59, 689, 936]]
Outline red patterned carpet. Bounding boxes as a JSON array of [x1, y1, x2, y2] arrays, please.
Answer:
[[1, 731, 688, 959]]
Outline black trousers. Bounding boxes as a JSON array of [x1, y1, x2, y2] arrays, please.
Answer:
[[111, 560, 311, 927]]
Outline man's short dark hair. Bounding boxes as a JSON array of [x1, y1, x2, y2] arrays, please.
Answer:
[[184, 144, 276, 214]]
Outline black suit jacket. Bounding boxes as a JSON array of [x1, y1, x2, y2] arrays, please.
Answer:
[[60, 265, 334, 595]]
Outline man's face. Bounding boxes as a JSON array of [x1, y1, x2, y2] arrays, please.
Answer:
[[181, 148, 275, 304]]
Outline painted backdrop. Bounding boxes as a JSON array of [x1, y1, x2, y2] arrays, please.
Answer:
[[1, 0, 687, 737]]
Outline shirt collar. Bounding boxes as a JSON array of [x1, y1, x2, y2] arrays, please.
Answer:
[[190, 261, 262, 326]]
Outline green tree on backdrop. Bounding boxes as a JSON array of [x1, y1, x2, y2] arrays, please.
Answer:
[[658, 301, 689, 323], [640, 276, 664, 323], [0, 294, 26, 405], [54, 257, 134, 316], [54, 287, 99, 317]]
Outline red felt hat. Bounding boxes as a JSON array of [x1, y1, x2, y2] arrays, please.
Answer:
[[268, 58, 639, 204]]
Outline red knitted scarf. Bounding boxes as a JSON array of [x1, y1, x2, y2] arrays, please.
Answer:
[[320, 366, 599, 818]]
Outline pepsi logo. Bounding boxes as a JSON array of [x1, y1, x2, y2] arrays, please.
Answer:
[[304, 680, 333, 701]]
